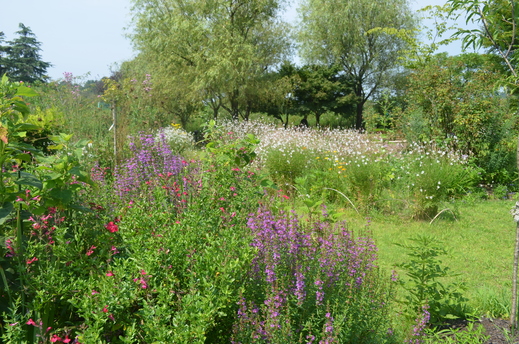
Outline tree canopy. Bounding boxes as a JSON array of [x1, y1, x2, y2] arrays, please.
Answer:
[[297, 0, 417, 129], [2, 23, 51, 83], [129, 0, 291, 122]]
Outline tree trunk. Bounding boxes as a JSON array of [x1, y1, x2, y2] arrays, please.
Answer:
[[315, 112, 321, 127], [355, 101, 364, 130], [231, 89, 240, 121]]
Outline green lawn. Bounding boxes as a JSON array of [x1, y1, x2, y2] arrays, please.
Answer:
[[340, 199, 516, 318]]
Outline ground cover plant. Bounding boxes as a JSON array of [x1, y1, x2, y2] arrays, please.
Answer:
[[0, 94, 515, 344]]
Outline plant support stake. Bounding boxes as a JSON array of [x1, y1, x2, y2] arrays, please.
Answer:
[[511, 201, 519, 328]]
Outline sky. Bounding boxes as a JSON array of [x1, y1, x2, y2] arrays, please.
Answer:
[[1, 0, 469, 82]]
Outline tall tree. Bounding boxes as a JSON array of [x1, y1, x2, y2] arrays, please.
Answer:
[[6, 23, 51, 83], [130, 0, 290, 121], [0, 31, 8, 76], [277, 62, 356, 126], [298, 0, 417, 129]]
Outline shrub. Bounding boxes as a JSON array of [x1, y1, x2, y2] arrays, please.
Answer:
[[113, 131, 187, 200]]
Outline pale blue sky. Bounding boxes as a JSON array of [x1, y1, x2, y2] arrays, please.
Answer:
[[1, 0, 468, 81]]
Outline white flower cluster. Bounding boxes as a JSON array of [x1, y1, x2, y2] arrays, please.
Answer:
[[214, 120, 387, 168], [156, 126, 194, 154]]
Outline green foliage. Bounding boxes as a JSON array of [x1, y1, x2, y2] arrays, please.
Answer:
[[298, 0, 417, 128], [30, 74, 113, 159], [342, 156, 392, 211], [401, 53, 516, 185], [130, 0, 290, 121], [396, 235, 472, 326], [203, 120, 260, 169], [2, 23, 51, 83], [275, 62, 357, 126], [424, 321, 489, 344], [0, 75, 94, 343], [264, 145, 317, 184], [399, 154, 477, 219]]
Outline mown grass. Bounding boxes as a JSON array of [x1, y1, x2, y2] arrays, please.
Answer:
[[337, 198, 516, 319]]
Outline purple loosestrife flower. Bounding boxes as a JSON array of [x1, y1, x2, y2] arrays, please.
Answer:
[[315, 279, 325, 305], [114, 132, 184, 199], [240, 206, 384, 342], [294, 269, 306, 305], [407, 304, 430, 344]]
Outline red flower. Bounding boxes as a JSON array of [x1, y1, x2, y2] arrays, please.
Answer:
[[102, 306, 108, 313], [86, 245, 96, 256], [105, 222, 119, 233], [26, 257, 38, 265], [50, 334, 62, 342]]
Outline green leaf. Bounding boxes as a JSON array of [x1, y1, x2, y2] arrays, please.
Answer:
[[0, 202, 14, 225], [13, 153, 32, 162], [49, 189, 73, 204], [47, 144, 64, 150], [67, 203, 92, 213], [15, 85, 38, 97], [16, 123, 41, 131], [69, 166, 93, 185], [12, 171, 43, 189]]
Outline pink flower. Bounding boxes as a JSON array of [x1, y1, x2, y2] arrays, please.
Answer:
[[26, 257, 38, 265], [86, 245, 96, 256], [91, 290, 99, 295], [50, 334, 62, 342], [105, 221, 119, 233], [102, 306, 108, 313], [62, 335, 71, 343], [26, 318, 36, 326], [106, 271, 114, 277]]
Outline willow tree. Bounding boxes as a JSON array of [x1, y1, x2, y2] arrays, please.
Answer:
[[129, 0, 291, 121], [297, 0, 416, 129]]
